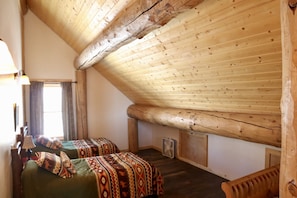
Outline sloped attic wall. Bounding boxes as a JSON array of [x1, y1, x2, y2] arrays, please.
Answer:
[[94, 0, 281, 117]]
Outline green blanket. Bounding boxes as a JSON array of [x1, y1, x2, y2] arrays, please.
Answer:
[[22, 159, 98, 198], [32, 138, 120, 159], [33, 140, 79, 158], [21, 152, 163, 198]]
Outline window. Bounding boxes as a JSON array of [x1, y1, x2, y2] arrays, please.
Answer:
[[43, 84, 63, 138]]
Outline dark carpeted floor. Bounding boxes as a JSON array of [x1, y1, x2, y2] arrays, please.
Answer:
[[136, 148, 228, 198]]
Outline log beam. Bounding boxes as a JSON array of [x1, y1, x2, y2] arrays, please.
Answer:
[[75, 70, 88, 139], [127, 104, 281, 147], [280, 0, 297, 197], [128, 118, 139, 153], [74, 0, 203, 70]]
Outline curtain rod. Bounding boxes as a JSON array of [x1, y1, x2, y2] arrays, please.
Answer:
[[30, 79, 77, 83]]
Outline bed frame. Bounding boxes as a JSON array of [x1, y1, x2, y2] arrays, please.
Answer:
[[221, 165, 280, 198], [11, 126, 28, 198], [14, 126, 279, 198]]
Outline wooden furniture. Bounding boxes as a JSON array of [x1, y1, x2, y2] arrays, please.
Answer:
[[11, 126, 163, 198], [221, 165, 280, 198], [11, 126, 27, 198]]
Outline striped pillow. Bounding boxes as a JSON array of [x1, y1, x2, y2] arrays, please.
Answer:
[[60, 151, 76, 174], [35, 136, 63, 150], [35, 152, 73, 178]]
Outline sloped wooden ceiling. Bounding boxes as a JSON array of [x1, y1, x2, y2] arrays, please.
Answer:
[[26, 0, 203, 57], [25, 0, 282, 146], [94, 0, 282, 116], [25, 0, 281, 116], [26, 0, 138, 53]]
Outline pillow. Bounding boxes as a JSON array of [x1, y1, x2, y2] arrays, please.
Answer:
[[35, 152, 73, 178], [52, 139, 63, 149], [60, 151, 76, 174], [35, 136, 63, 150]]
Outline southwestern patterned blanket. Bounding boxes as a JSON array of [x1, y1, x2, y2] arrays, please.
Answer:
[[22, 152, 163, 198], [33, 137, 120, 159], [86, 152, 163, 197]]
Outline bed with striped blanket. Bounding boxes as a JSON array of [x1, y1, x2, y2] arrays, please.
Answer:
[[20, 125, 120, 159], [33, 137, 120, 159], [21, 152, 163, 198]]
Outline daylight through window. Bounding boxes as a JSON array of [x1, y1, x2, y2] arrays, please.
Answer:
[[43, 84, 63, 138]]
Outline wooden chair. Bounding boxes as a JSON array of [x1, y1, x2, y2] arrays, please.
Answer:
[[221, 165, 280, 198]]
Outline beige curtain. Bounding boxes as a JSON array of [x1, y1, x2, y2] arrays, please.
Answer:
[[29, 81, 44, 137], [61, 82, 76, 140]]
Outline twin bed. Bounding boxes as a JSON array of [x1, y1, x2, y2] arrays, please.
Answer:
[[11, 126, 163, 198], [13, 125, 280, 198], [33, 136, 120, 159]]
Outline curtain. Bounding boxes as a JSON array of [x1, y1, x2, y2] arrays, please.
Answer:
[[61, 82, 76, 140], [30, 81, 44, 137]]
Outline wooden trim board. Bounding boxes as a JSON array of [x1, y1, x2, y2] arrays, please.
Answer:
[[265, 148, 281, 168]]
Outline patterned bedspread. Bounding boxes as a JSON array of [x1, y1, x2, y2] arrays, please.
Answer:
[[86, 152, 164, 198], [33, 137, 120, 159], [73, 138, 120, 158]]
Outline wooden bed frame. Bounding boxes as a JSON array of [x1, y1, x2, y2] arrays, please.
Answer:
[[221, 165, 280, 198], [11, 126, 28, 198], [13, 126, 280, 198], [11, 126, 162, 198]]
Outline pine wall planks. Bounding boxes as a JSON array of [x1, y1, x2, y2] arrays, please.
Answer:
[[27, 0, 137, 52], [94, 0, 281, 116]]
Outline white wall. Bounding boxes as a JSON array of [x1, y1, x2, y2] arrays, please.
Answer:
[[87, 67, 132, 150], [24, 11, 77, 80], [139, 121, 280, 180], [24, 10, 133, 151], [24, 10, 77, 127], [0, 0, 23, 197], [138, 121, 153, 149], [208, 135, 266, 179]]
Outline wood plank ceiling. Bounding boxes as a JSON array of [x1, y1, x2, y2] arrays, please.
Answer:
[[25, 0, 282, 116], [26, 0, 138, 53], [94, 0, 282, 115]]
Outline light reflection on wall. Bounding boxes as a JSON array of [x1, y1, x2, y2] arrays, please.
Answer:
[[0, 74, 18, 142]]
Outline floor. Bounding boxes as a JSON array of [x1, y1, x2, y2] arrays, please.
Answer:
[[136, 148, 228, 198]]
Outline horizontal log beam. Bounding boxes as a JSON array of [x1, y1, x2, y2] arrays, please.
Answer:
[[75, 0, 203, 70], [127, 104, 281, 147]]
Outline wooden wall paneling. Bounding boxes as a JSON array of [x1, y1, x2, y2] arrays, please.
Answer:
[[75, 0, 204, 69], [179, 130, 208, 167], [27, 0, 137, 52], [75, 70, 88, 139], [95, 0, 282, 116], [280, 0, 297, 197]]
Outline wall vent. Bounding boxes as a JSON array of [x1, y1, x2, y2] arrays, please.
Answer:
[[162, 137, 176, 159], [179, 130, 208, 167]]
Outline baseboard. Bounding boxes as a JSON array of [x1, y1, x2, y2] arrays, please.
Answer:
[[139, 145, 161, 152]]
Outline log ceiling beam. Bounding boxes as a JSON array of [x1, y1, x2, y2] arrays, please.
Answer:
[[74, 0, 203, 70], [127, 104, 281, 147], [280, 0, 297, 197]]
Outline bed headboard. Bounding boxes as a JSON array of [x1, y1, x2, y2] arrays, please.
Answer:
[[11, 125, 28, 198], [221, 165, 280, 198]]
